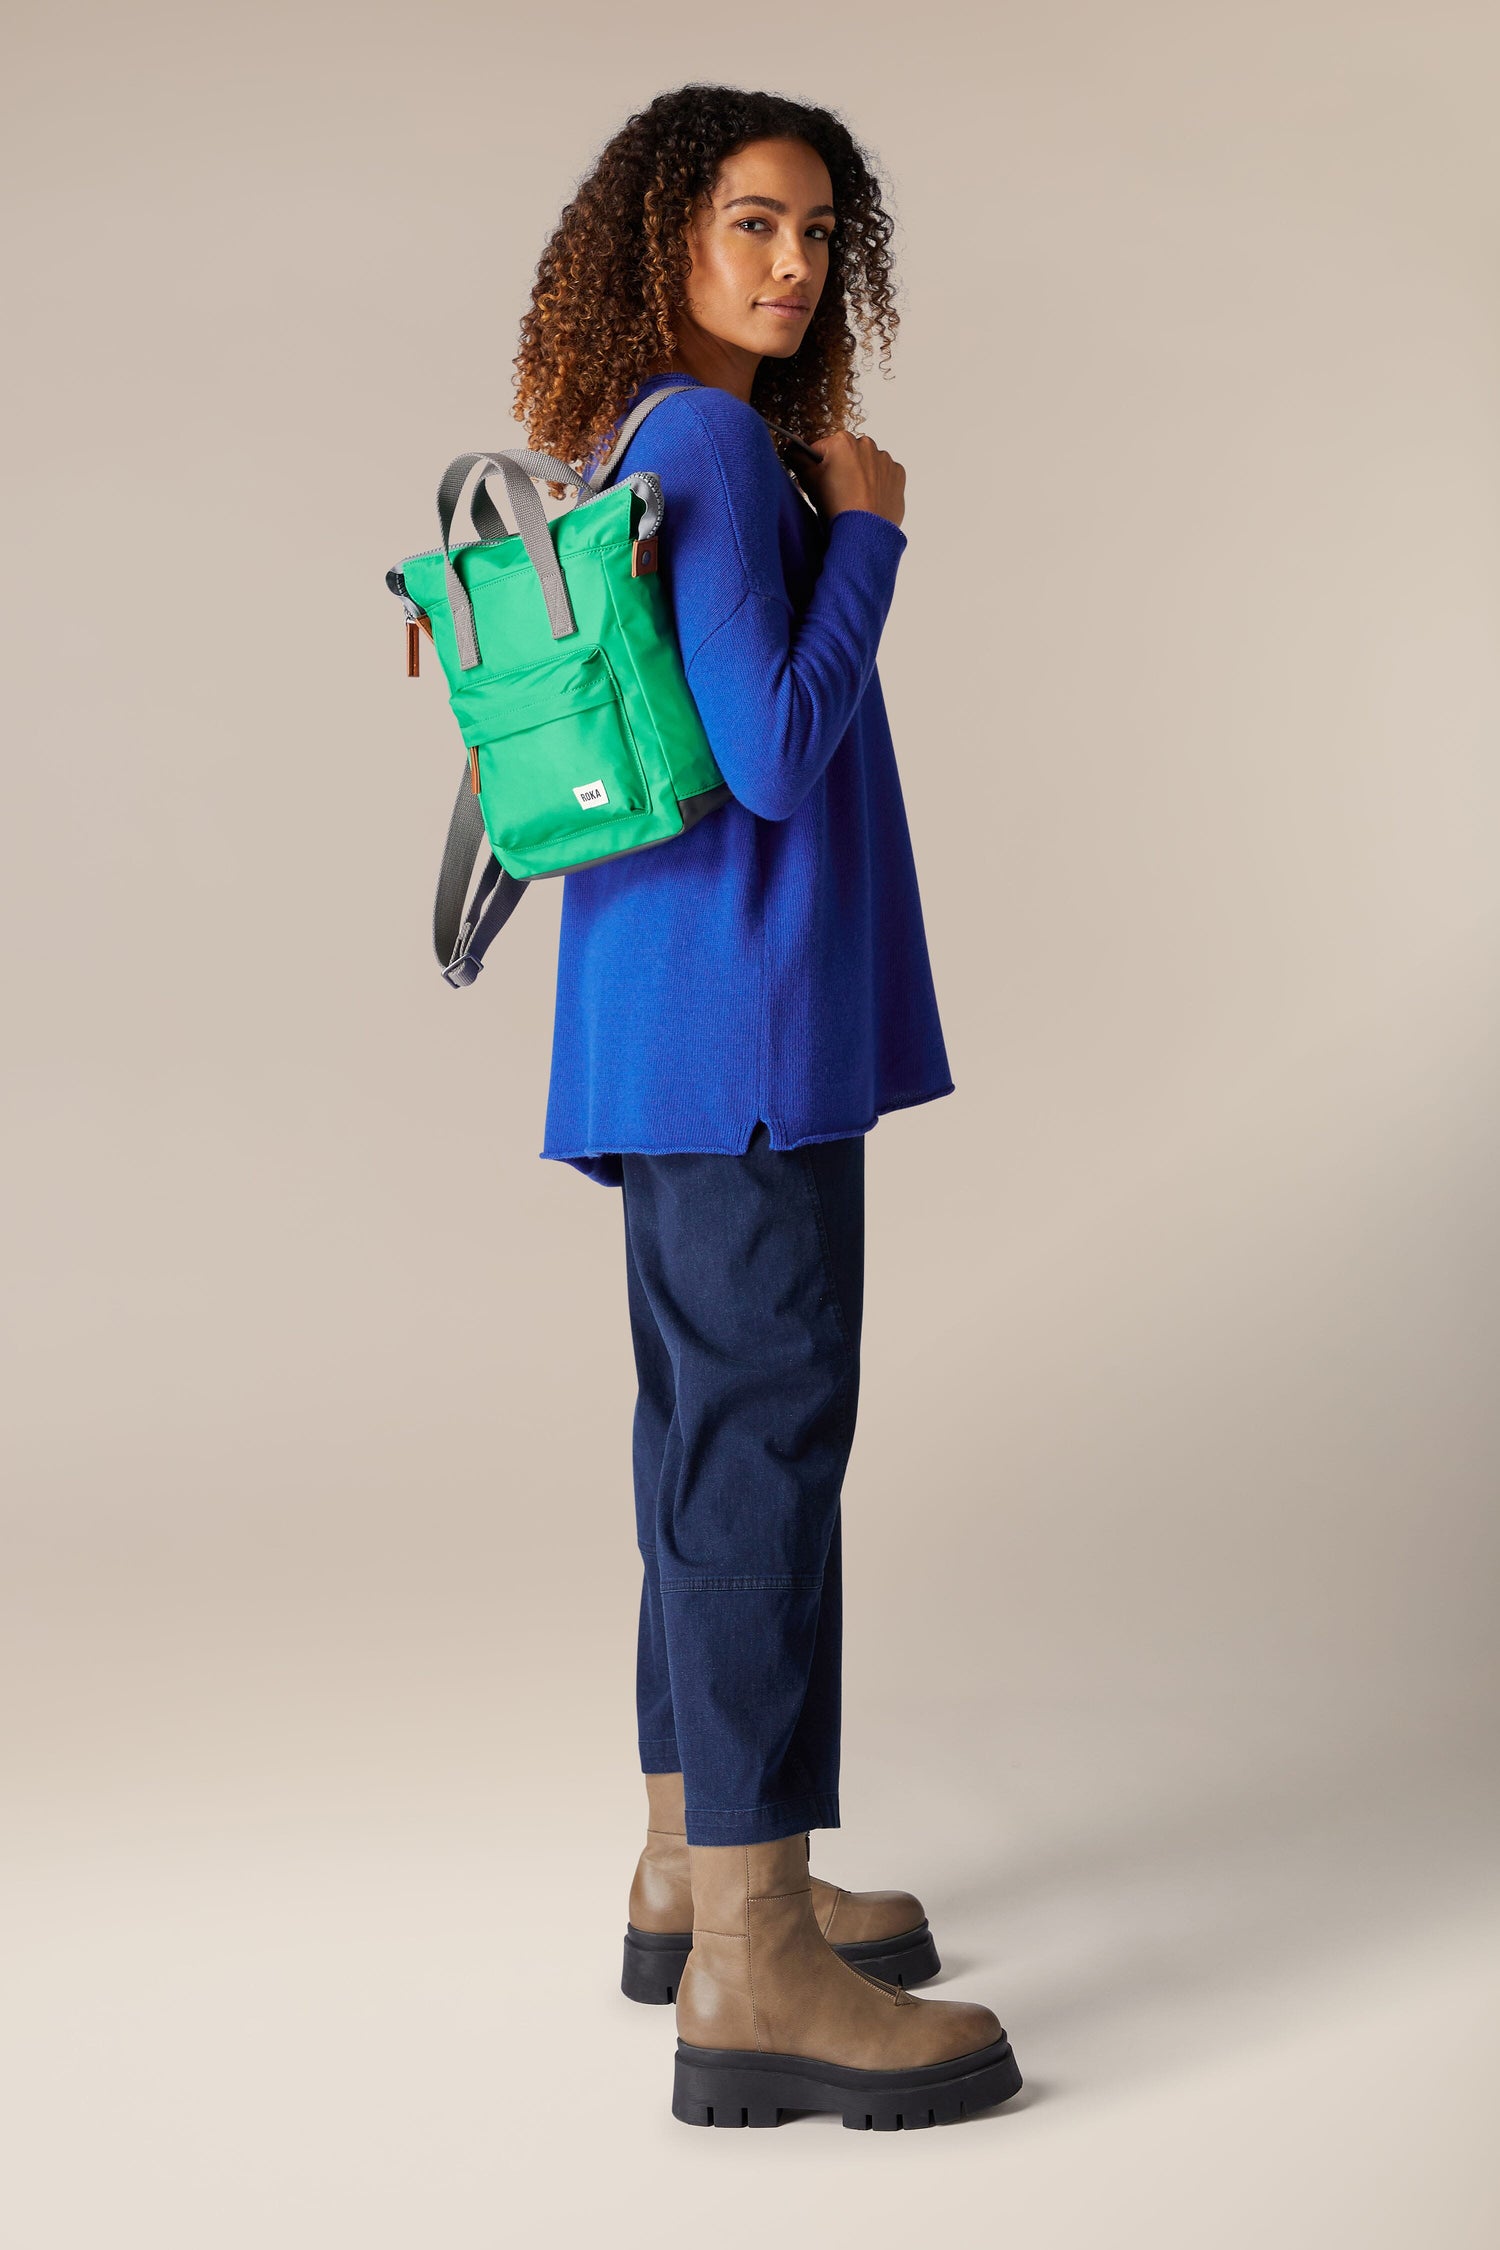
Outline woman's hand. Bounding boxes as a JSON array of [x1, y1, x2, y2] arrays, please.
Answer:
[[798, 429, 906, 530]]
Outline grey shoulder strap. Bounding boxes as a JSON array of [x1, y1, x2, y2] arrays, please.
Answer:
[[431, 776, 528, 988], [582, 380, 699, 492]]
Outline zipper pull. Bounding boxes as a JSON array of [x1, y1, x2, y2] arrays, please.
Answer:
[[467, 744, 481, 794], [399, 593, 431, 676], [631, 535, 658, 577]]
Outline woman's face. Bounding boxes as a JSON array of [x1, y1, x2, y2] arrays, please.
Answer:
[[677, 136, 835, 370]]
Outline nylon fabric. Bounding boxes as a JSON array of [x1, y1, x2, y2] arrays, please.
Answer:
[[388, 381, 728, 982]]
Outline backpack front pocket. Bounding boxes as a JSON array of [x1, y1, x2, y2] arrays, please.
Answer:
[[449, 645, 650, 861]]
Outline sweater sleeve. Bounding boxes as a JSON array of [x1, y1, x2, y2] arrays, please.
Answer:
[[641, 390, 909, 823]]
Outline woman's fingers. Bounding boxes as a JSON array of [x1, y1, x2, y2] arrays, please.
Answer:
[[790, 428, 903, 528]]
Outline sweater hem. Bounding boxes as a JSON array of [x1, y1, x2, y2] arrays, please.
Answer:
[[539, 1079, 956, 1182]]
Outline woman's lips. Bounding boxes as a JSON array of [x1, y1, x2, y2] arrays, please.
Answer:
[[758, 301, 809, 318]]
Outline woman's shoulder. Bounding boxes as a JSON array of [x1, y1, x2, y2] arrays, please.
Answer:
[[617, 383, 792, 608], [624, 381, 780, 480]]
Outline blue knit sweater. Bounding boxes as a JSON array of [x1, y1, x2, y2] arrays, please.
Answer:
[[541, 370, 953, 1186]]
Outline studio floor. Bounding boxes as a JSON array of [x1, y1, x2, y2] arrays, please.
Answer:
[[6, 1576, 1495, 2248]]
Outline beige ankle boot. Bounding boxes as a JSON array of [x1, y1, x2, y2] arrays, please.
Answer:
[[672, 1835, 1021, 2130], [621, 1772, 941, 2004]]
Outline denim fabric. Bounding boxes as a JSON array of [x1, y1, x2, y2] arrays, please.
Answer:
[[621, 1121, 865, 1847]]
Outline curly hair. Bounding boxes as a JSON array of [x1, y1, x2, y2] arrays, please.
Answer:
[[512, 84, 899, 478]]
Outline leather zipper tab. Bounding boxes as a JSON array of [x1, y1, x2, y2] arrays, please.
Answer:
[[406, 618, 422, 676], [631, 536, 658, 577], [467, 743, 481, 794]]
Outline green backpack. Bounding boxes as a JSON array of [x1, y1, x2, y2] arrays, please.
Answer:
[[386, 383, 728, 987]]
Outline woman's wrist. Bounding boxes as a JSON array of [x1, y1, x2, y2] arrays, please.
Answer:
[[825, 505, 908, 546]]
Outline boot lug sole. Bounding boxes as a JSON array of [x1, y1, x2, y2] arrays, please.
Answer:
[[620, 1925, 691, 2005], [622, 1920, 942, 2006], [835, 1924, 943, 1990], [671, 2036, 1022, 2130]]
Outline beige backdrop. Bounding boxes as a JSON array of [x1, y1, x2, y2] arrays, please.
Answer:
[[4, 2, 1498, 2242]]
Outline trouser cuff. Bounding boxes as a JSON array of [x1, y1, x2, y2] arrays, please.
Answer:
[[683, 1793, 841, 1847]]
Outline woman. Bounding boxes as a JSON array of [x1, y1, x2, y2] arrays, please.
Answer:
[[512, 84, 1020, 2129]]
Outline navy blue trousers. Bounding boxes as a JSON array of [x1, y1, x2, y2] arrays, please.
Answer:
[[620, 1122, 865, 1847]]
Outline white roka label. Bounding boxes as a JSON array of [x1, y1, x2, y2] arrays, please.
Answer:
[[573, 779, 609, 809]]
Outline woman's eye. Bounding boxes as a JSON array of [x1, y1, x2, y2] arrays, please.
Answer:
[[734, 219, 833, 240]]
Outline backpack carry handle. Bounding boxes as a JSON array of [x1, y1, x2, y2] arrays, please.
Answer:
[[437, 450, 578, 666], [454, 448, 598, 570], [434, 385, 698, 672], [436, 449, 669, 672]]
